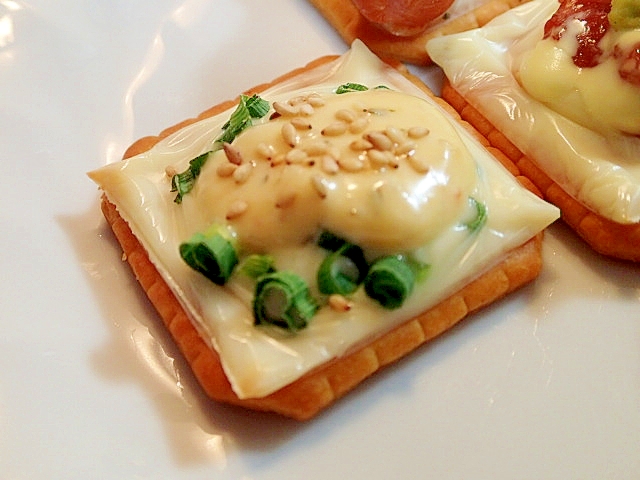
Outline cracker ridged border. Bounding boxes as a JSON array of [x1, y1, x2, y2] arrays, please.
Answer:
[[442, 80, 640, 262], [99, 55, 546, 420], [307, 0, 529, 65]]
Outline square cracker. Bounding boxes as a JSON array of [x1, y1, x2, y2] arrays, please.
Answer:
[[99, 56, 548, 420]]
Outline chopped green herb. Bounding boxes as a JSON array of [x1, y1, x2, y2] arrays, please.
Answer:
[[171, 94, 270, 203], [179, 225, 238, 285], [217, 94, 270, 144], [335, 83, 390, 94], [170, 151, 212, 204], [253, 271, 318, 331], [336, 82, 369, 94], [364, 255, 415, 309], [463, 197, 487, 232], [239, 254, 276, 279]]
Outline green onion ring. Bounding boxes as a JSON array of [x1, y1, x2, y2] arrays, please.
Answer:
[[364, 255, 415, 309], [253, 271, 318, 331]]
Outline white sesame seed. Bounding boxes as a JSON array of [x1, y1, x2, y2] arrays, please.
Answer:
[[233, 163, 253, 183], [395, 140, 417, 156], [349, 116, 369, 134], [321, 121, 348, 137], [335, 108, 357, 123], [384, 126, 405, 145], [338, 156, 364, 172], [273, 101, 299, 117], [368, 149, 394, 167], [285, 148, 308, 164], [350, 138, 373, 152], [216, 162, 237, 177], [275, 192, 297, 208], [226, 200, 248, 219], [311, 174, 329, 198], [288, 95, 306, 105], [257, 142, 275, 160], [306, 93, 325, 107], [408, 126, 430, 139], [223, 142, 243, 165], [302, 140, 329, 156], [298, 103, 315, 116], [365, 131, 394, 151], [328, 294, 352, 312], [321, 155, 340, 174], [281, 122, 299, 147], [290, 117, 312, 130], [407, 155, 430, 173], [271, 153, 286, 167]]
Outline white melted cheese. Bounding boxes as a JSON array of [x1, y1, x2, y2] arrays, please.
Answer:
[[89, 41, 559, 399], [427, 0, 640, 224]]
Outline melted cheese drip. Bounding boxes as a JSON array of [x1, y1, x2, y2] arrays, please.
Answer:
[[518, 26, 640, 136], [427, 0, 640, 224], [89, 41, 559, 398]]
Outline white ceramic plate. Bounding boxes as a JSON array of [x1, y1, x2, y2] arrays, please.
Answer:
[[1, 1, 639, 478]]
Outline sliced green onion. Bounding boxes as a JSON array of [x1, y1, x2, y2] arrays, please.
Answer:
[[239, 254, 276, 279], [179, 225, 238, 285], [406, 257, 431, 284], [171, 94, 269, 203], [317, 243, 368, 295], [463, 197, 487, 232], [253, 271, 318, 331], [364, 255, 415, 309], [317, 230, 348, 252]]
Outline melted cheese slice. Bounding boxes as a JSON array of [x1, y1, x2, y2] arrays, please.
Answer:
[[89, 41, 559, 398], [427, 0, 640, 224]]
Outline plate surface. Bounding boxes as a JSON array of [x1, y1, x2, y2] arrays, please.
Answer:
[[1, 1, 638, 478]]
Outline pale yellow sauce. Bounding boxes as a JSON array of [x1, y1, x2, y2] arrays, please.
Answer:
[[185, 89, 476, 254]]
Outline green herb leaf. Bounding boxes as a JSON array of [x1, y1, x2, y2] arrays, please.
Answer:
[[218, 94, 270, 144], [364, 255, 415, 309], [170, 151, 212, 204], [179, 225, 238, 285], [336, 83, 369, 94], [253, 271, 318, 331]]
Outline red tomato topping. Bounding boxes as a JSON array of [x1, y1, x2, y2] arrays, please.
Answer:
[[614, 42, 640, 87], [351, 0, 455, 36], [543, 0, 612, 68]]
